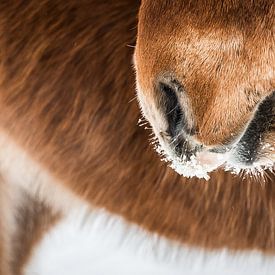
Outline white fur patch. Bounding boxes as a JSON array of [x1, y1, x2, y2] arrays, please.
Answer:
[[25, 209, 275, 275]]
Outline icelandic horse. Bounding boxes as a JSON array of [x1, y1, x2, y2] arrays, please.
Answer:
[[0, 0, 274, 274]]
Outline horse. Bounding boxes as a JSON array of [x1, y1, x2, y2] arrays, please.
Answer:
[[0, 0, 274, 274]]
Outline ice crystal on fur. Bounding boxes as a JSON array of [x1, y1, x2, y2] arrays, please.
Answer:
[[138, 115, 274, 181]]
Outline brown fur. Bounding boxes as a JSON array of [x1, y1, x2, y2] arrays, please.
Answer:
[[10, 191, 60, 275], [0, 0, 274, 272], [0, 179, 59, 275]]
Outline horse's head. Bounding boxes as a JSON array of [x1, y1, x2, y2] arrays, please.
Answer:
[[134, 0, 275, 179]]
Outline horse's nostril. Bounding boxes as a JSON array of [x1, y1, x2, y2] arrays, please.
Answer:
[[158, 80, 202, 161], [173, 137, 203, 161], [158, 82, 183, 137]]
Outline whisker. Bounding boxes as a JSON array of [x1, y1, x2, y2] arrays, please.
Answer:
[[126, 44, 136, 48], [164, 103, 180, 116], [128, 95, 137, 103]]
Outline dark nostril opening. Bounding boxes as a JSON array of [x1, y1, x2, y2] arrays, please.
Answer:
[[173, 136, 203, 161], [158, 80, 201, 161], [159, 82, 183, 137], [234, 90, 275, 164]]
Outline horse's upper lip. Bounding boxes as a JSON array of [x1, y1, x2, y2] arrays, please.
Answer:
[[195, 151, 229, 170]]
